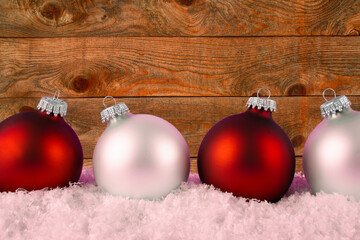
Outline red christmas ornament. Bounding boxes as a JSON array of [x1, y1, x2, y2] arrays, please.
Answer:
[[197, 88, 295, 202], [0, 91, 83, 192]]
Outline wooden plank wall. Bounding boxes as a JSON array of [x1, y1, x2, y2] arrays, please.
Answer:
[[0, 0, 360, 173]]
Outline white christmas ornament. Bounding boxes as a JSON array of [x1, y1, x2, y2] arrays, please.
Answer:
[[93, 97, 190, 199], [303, 88, 360, 199]]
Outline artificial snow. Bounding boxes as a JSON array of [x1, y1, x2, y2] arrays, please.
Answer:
[[0, 168, 359, 240]]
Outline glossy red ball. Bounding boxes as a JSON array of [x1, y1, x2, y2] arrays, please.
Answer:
[[0, 110, 83, 192], [197, 108, 295, 202]]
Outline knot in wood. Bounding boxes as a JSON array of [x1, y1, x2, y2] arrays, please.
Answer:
[[72, 76, 90, 93], [291, 135, 304, 148], [287, 84, 306, 96], [175, 0, 195, 6], [40, 2, 64, 22], [34, 1, 74, 27], [19, 106, 35, 112]]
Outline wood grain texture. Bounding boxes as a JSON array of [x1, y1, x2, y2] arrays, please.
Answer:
[[1, 37, 360, 98], [1, 97, 359, 160], [1, 0, 360, 37], [83, 157, 304, 173]]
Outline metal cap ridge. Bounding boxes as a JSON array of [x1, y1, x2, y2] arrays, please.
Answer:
[[37, 90, 67, 117], [245, 87, 276, 112], [320, 88, 351, 117], [100, 96, 130, 123]]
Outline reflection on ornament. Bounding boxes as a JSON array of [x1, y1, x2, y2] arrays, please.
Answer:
[[93, 96, 190, 199]]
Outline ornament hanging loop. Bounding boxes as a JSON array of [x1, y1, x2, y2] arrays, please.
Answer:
[[246, 87, 276, 112], [100, 97, 129, 123], [257, 87, 271, 99], [322, 88, 336, 102], [103, 96, 117, 109], [53, 89, 61, 99]]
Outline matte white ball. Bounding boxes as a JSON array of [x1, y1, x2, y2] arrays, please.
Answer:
[[303, 95, 360, 200], [93, 112, 190, 199]]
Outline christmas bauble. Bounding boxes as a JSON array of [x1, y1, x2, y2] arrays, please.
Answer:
[[303, 89, 360, 199], [0, 92, 83, 192], [197, 88, 295, 202], [93, 97, 190, 199]]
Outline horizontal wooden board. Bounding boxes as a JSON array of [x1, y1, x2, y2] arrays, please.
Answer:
[[1, 37, 360, 98], [83, 156, 304, 173], [0, 97, 359, 160], [0, 0, 360, 37]]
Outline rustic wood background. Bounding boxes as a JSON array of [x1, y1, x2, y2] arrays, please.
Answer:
[[1, 0, 360, 173]]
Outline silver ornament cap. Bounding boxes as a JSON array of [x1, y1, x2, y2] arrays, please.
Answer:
[[37, 90, 67, 117], [101, 96, 130, 123], [246, 87, 276, 112], [320, 88, 351, 118]]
